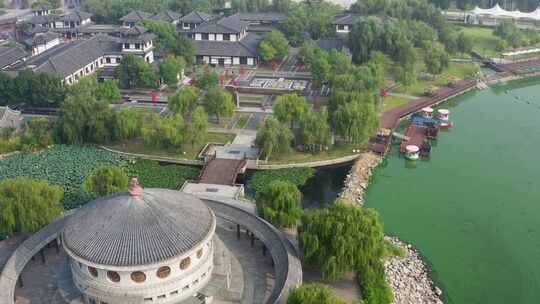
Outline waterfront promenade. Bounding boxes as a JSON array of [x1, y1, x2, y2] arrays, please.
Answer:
[[380, 79, 478, 130]]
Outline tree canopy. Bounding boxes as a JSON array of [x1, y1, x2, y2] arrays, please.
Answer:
[[203, 87, 235, 123], [273, 93, 309, 129], [197, 69, 219, 90], [299, 201, 392, 304], [255, 116, 293, 161], [142, 113, 184, 148], [256, 180, 302, 228], [0, 178, 63, 235], [287, 284, 346, 304], [160, 55, 185, 85], [84, 165, 129, 198], [116, 55, 158, 89], [0, 70, 64, 107], [259, 30, 290, 63], [168, 86, 199, 119]]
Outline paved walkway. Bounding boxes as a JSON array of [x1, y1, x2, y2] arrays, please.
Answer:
[[388, 92, 420, 100]]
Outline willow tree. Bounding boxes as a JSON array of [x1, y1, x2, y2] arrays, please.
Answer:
[[299, 200, 392, 304], [255, 116, 293, 161], [273, 93, 309, 129], [168, 86, 199, 119], [287, 283, 346, 304], [256, 180, 302, 228], [84, 165, 129, 198], [0, 178, 63, 235]]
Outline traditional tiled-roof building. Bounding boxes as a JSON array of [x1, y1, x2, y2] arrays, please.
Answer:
[[22, 31, 61, 55], [179, 11, 213, 31], [120, 10, 152, 28], [150, 10, 182, 25], [0, 47, 28, 70], [190, 14, 261, 66], [332, 13, 360, 34]]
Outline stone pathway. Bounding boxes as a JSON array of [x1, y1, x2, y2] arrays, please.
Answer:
[[388, 92, 421, 100]]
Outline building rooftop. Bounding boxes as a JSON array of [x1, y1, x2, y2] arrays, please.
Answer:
[[194, 14, 247, 34], [180, 11, 213, 24], [62, 188, 215, 266], [195, 32, 261, 57], [150, 10, 182, 23], [0, 47, 27, 69], [237, 12, 286, 23], [23, 31, 60, 46], [332, 13, 361, 25], [120, 10, 152, 23], [317, 37, 345, 52], [18, 35, 120, 77]]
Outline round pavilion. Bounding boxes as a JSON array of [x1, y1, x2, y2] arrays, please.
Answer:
[[62, 179, 216, 304]]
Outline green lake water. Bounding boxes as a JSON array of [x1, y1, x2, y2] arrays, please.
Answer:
[[364, 78, 540, 304]]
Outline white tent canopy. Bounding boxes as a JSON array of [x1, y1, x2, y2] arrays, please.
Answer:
[[470, 4, 540, 20]]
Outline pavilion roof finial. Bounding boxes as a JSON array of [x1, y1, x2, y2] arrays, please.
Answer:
[[129, 177, 143, 196]]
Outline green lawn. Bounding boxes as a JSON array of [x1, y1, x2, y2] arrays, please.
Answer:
[[382, 96, 413, 112], [457, 25, 500, 58], [396, 62, 480, 97], [268, 143, 363, 164], [234, 113, 251, 129], [108, 132, 236, 160]]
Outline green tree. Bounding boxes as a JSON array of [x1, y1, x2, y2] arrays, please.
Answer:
[[57, 88, 115, 144], [96, 80, 122, 103], [425, 45, 449, 75], [168, 86, 199, 119], [259, 30, 290, 62], [116, 55, 158, 89], [160, 55, 185, 85], [0, 178, 63, 235], [183, 106, 208, 147], [494, 20, 522, 48], [256, 180, 302, 228], [299, 201, 392, 304], [255, 116, 292, 161], [332, 92, 378, 144], [297, 40, 316, 66], [196, 69, 219, 90], [6, 69, 64, 107], [287, 284, 346, 304], [310, 51, 331, 88], [142, 113, 184, 148], [349, 17, 383, 64], [273, 93, 309, 129], [114, 107, 144, 141], [299, 108, 331, 153], [456, 31, 473, 54], [203, 87, 235, 123], [84, 165, 129, 198]]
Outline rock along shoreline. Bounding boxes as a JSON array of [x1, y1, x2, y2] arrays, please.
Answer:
[[340, 152, 444, 304]]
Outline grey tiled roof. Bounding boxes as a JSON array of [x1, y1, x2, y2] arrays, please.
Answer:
[[194, 14, 247, 34], [58, 11, 92, 22], [317, 37, 344, 52], [237, 12, 286, 23], [26, 14, 55, 25], [151, 10, 181, 23], [332, 13, 360, 25], [195, 33, 260, 57], [62, 189, 215, 266], [0, 47, 27, 69], [20, 35, 121, 77], [180, 11, 213, 24], [120, 10, 152, 22], [24, 31, 60, 46]]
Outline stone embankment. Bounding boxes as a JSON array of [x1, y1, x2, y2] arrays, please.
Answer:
[[339, 152, 382, 205], [384, 237, 444, 304]]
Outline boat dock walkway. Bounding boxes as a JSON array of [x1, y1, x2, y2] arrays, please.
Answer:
[[399, 124, 430, 154]]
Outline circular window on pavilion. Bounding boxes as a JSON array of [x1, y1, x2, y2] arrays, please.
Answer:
[[157, 266, 171, 279], [88, 266, 98, 278], [107, 271, 121, 283], [197, 249, 203, 259], [131, 271, 146, 283], [180, 257, 191, 270]]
